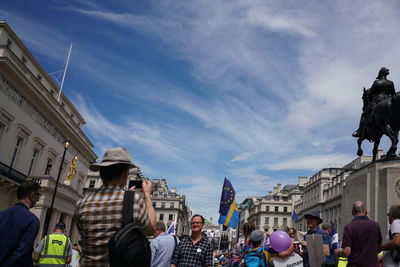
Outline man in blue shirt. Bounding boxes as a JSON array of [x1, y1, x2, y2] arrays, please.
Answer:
[[322, 223, 337, 267], [150, 221, 178, 267], [0, 181, 41, 267], [301, 210, 330, 267]]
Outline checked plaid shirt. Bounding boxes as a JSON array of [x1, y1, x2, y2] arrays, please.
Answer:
[[75, 185, 150, 267], [171, 235, 213, 267]]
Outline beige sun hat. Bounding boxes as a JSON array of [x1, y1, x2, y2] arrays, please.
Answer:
[[90, 147, 137, 172]]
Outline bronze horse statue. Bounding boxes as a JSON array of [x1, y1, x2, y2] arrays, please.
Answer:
[[356, 88, 400, 161]]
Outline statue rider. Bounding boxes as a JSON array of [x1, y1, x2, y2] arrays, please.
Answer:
[[352, 67, 396, 138]]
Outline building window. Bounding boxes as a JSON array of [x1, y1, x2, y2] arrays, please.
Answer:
[[161, 202, 165, 208], [44, 158, 53, 175], [274, 206, 279, 212], [27, 148, 39, 176], [170, 202, 175, 208], [266, 206, 269, 212], [152, 202, 156, 207], [37, 74, 42, 82], [89, 180, 96, 188], [264, 217, 269, 225], [0, 123, 4, 140], [283, 218, 287, 225], [284, 207, 288, 212], [6, 39, 12, 48], [274, 217, 278, 225], [21, 56, 27, 64], [159, 214, 164, 220], [169, 214, 174, 221], [10, 136, 23, 168]]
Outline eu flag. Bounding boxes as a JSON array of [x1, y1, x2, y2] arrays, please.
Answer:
[[219, 177, 235, 215], [218, 177, 239, 229], [292, 210, 300, 222]]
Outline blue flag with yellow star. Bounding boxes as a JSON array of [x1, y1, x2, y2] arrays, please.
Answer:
[[218, 177, 239, 229]]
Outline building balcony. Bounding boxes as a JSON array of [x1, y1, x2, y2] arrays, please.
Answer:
[[0, 161, 28, 184]]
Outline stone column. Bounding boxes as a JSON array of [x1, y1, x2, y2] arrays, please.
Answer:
[[34, 206, 47, 243], [48, 209, 60, 233]]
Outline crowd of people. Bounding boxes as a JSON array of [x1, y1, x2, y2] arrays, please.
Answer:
[[0, 146, 399, 267], [213, 202, 400, 267]]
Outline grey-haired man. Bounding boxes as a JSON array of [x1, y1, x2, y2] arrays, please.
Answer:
[[75, 147, 156, 266], [151, 221, 178, 267]]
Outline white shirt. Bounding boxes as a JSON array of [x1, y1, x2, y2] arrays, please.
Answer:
[[383, 219, 400, 267]]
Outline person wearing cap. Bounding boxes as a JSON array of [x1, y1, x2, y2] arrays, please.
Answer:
[[75, 147, 156, 266], [242, 230, 273, 267], [33, 222, 72, 266], [301, 210, 330, 267], [338, 201, 382, 267]]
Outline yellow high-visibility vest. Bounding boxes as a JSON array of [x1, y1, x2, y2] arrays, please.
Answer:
[[39, 233, 70, 266], [338, 256, 348, 267]]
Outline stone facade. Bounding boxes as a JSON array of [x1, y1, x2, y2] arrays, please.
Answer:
[[239, 177, 306, 237], [151, 178, 191, 235], [342, 158, 400, 237], [293, 155, 374, 234], [0, 21, 97, 244]]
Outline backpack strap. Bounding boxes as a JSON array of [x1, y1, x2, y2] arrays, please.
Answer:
[[172, 235, 178, 255], [122, 191, 134, 227]]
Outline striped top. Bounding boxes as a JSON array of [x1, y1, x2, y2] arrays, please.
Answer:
[[75, 185, 150, 267]]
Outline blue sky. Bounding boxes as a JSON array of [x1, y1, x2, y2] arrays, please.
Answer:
[[2, 0, 400, 222]]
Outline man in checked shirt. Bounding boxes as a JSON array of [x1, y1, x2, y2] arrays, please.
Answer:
[[171, 214, 213, 267], [75, 147, 156, 267]]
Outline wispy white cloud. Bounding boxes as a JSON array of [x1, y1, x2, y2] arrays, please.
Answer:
[[266, 153, 356, 171], [230, 152, 253, 163], [73, 93, 185, 161], [5, 0, 400, 221]]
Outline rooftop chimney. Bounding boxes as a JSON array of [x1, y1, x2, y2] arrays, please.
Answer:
[[298, 176, 308, 186]]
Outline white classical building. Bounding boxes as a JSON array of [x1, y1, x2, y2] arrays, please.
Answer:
[[151, 178, 191, 235], [239, 177, 306, 236], [0, 21, 97, 243]]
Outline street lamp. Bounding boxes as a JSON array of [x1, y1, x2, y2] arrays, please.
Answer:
[[43, 138, 70, 235]]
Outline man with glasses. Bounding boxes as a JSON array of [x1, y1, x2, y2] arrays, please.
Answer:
[[0, 180, 41, 266], [171, 214, 213, 267]]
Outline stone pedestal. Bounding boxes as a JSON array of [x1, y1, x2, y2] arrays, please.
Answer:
[[342, 158, 400, 236]]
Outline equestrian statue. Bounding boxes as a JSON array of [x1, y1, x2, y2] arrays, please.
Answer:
[[353, 67, 400, 161]]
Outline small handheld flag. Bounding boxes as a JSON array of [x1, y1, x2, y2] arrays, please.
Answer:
[[167, 219, 176, 235]]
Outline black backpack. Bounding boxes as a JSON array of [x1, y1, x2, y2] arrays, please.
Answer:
[[109, 191, 151, 267]]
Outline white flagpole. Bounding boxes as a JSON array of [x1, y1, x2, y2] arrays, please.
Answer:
[[57, 43, 73, 102]]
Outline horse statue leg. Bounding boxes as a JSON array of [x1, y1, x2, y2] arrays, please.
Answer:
[[384, 125, 398, 157], [372, 137, 381, 161], [357, 138, 364, 156]]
